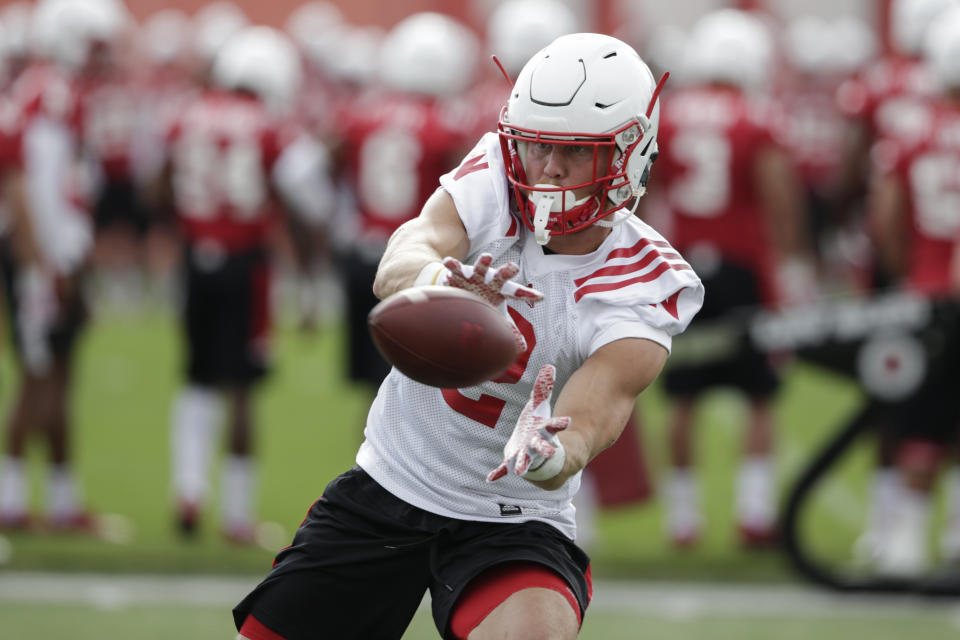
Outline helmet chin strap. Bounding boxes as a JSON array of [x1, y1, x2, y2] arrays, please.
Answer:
[[595, 192, 642, 228], [529, 185, 589, 246]]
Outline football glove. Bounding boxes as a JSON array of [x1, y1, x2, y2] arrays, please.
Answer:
[[487, 364, 570, 483]]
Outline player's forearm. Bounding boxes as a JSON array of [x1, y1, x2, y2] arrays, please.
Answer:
[[373, 224, 446, 299], [373, 190, 470, 299]]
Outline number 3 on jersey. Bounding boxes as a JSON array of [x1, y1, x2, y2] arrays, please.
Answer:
[[441, 308, 536, 428]]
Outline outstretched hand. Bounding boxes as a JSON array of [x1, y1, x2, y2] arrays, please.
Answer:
[[442, 253, 543, 307], [487, 364, 570, 483]]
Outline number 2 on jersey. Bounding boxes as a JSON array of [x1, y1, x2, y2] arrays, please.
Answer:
[[441, 308, 536, 428]]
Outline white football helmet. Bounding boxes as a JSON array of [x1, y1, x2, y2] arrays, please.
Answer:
[[190, 1, 249, 68], [378, 12, 478, 96], [284, 1, 343, 53], [486, 0, 579, 77], [891, 0, 957, 57], [785, 16, 876, 77], [211, 26, 302, 113], [499, 33, 665, 244], [142, 8, 190, 65], [1, 2, 32, 64], [327, 25, 385, 86], [683, 9, 774, 91], [924, 5, 960, 89], [30, 0, 127, 71]]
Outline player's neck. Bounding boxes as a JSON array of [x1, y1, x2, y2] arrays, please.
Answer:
[[542, 224, 612, 255]]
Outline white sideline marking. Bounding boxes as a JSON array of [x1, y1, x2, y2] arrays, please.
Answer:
[[0, 572, 957, 620]]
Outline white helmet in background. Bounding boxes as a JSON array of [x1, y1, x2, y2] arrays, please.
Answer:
[[891, 0, 957, 57], [285, 2, 344, 76], [30, 0, 127, 71], [499, 33, 664, 244], [142, 8, 190, 65], [684, 9, 774, 91], [326, 25, 384, 86], [785, 16, 876, 77], [191, 1, 249, 68], [284, 2, 343, 52], [924, 5, 960, 89], [486, 0, 578, 77], [831, 16, 878, 74], [1, 2, 33, 63], [212, 26, 302, 112], [378, 12, 478, 96]]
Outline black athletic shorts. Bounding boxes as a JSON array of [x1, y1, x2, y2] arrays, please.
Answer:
[[181, 245, 270, 386], [0, 239, 88, 363], [233, 466, 592, 640], [337, 246, 391, 389], [93, 177, 150, 236], [664, 259, 780, 399]]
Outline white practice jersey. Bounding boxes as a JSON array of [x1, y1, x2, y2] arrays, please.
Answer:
[[357, 133, 704, 539]]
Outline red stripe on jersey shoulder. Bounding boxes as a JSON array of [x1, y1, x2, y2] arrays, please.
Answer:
[[574, 238, 687, 288], [606, 237, 673, 261], [454, 154, 489, 180], [573, 262, 692, 303]]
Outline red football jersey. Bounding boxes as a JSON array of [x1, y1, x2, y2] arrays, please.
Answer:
[[837, 55, 936, 148], [6, 61, 91, 211], [166, 90, 289, 251], [653, 86, 785, 286], [80, 72, 141, 181], [6, 62, 86, 167], [777, 76, 853, 194], [337, 90, 474, 244], [875, 101, 960, 296]]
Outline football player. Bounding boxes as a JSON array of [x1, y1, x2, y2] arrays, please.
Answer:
[[156, 25, 332, 543], [649, 8, 815, 549], [331, 12, 479, 393], [835, 0, 958, 568], [867, 6, 960, 574], [233, 33, 702, 640], [0, 0, 114, 532]]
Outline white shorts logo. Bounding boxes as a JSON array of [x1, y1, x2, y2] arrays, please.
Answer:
[[856, 333, 926, 401]]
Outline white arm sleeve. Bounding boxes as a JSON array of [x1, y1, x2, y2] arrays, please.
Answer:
[[271, 133, 335, 227], [22, 116, 92, 275]]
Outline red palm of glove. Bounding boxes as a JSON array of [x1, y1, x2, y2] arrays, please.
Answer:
[[487, 364, 570, 482], [442, 253, 543, 307]]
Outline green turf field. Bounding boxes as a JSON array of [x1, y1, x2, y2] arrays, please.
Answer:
[[0, 301, 954, 638], [0, 302, 882, 577], [1, 601, 957, 640]]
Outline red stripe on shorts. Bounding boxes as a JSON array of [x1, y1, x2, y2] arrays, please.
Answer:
[[239, 614, 288, 640], [448, 562, 588, 640]]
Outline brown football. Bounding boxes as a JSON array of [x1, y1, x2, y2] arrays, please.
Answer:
[[368, 286, 519, 388]]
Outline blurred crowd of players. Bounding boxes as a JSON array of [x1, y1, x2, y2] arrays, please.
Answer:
[[0, 0, 957, 582]]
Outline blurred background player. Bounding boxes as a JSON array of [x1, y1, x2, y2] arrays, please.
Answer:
[[863, 4, 960, 574], [0, 0, 118, 532], [154, 24, 332, 543], [328, 11, 478, 396], [777, 15, 877, 294], [78, 0, 148, 312], [648, 8, 816, 548], [834, 0, 959, 568]]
